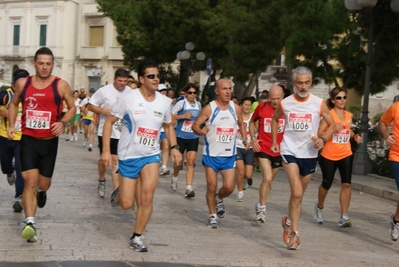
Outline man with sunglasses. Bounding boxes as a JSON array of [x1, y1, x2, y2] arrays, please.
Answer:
[[88, 68, 131, 198], [192, 79, 247, 229], [104, 60, 182, 252], [171, 83, 202, 197], [270, 66, 336, 250]]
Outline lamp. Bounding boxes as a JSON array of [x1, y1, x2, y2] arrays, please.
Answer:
[[345, 0, 399, 174], [176, 42, 205, 90]]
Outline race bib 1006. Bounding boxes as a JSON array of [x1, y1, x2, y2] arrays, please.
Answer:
[[288, 113, 312, 131], [134, 127, 158, 147], [216, 127, 234, 143]]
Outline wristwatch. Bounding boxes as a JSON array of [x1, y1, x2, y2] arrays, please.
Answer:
[[60, 121, 68, 127], [321, 138, 327, 144], [170, 144, 180, 150]]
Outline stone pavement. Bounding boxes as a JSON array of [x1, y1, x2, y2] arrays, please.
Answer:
[[0, 135, 399, 267]]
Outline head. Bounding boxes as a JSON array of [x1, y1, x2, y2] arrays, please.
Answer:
[[167, 89, 175, 99], [12, 69, 29, 89], [112, 69, 129, 91], [158, 84, 167, 95], [129, 80, 140, 89], [138, 60, 159, 91], [240, 97, 252, 114], [214, 79, 232, 103], [88, 88, 96, 96], [183, 83, 199, 102], [292, 66, 312, 98], [259, 94, 268, 103], [33, 47, 54, 79], [79, 88, 85, 94], [231, 96, 239, 105], [72, 90, 79, 99], [326, 87, 348, 110], [268, 85, 285, 109], [261, 90, 269, 98], [179, 89, 186, 97]]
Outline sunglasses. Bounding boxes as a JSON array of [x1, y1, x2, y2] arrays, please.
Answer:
[[186, 91, 197, 95], [143, 73, 160, 79], [159, 89, 167, 92], [335, 96, 347, 100]]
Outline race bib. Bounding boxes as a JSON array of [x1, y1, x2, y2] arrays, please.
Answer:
[[134, 127, 158, 147], [264, 118, 285, 133], [26, 110, 51, 130], [181, 121, 193, 132], [288, 113, 312, 131], [332, 129, 350, 144], [216, 127, 234, 143], [15, 116, 22, 131], [236, 130, 250, 141]]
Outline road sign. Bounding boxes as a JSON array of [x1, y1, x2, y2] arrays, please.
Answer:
[[206, 58, 212, 76]]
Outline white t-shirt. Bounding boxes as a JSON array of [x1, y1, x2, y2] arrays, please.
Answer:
[[112, 89, 172, 160], [74, 99, 81, 115], [80, 97, 94, 118], [89, 84, 130, 139]]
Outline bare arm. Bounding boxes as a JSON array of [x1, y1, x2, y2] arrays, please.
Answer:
[[235, 103, 248, 149], [192, 104, 211, 136], [379, 118, 395, 146], [88, 103, 112, 116], [100, 115, 119, 166], [163, 121, 182, 166], [270, 104, 283, 153], [7, 79, 24, 139]]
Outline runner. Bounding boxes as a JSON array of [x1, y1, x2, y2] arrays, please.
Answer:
[[80, 88, 97, 151]]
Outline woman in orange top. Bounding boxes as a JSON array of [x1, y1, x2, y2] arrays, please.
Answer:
[[314, 87, 361, 228]]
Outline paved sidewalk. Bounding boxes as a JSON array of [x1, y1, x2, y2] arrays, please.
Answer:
[[0, 136, 398, 266]]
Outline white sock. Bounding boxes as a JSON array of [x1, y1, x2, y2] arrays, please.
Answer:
[[25, 217, 35, 224], [161, 165, 167, 169], [172, 176, 178, 181], [186, 185, 192, 190]]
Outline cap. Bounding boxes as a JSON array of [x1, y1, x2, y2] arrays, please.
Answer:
[[89, 88, 96, 93], [12, 69, 29, 84], [158, 84, 167, 91]]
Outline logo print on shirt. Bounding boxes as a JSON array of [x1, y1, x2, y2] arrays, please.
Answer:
[[26, 97, 38, 110]]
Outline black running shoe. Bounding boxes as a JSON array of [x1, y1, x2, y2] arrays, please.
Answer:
[[247, 178, 253, 186], [37, 191, 47, 208]]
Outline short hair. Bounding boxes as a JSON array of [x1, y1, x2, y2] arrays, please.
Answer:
[[183, 83, 199, 93], [34, 47, 54, 61], [114, 69, 130, 79], [137, 59, 158, 77], [240, 97, 252, 105], [292, 66, 312, 81], [72, 90, 79, 94], [128, 75, 134, 79]]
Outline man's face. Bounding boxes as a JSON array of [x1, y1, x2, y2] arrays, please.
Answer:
[[269, 90, 284, 109], [167, 90, 175, 99], [113, 76, 128, 91], [294, 74, 312, 98], [215, 80, 232, 103], [80, 88, 85, 94], [34, 55, 54, 79], [139, 67, 160, 91]]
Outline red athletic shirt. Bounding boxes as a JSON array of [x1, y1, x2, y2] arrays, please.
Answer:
[[251, 102, 285, 157], [21, 76, 62, 138]]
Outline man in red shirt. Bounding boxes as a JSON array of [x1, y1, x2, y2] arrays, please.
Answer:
[[8, 47, 75, 243], [249, 86, 285, 223]]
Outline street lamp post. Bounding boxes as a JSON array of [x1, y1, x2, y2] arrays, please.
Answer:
[[176, 42, 205, 90], [345, 0, 399, 174]]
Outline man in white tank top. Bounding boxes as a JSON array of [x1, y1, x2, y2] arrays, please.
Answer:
[[270, 66, 336, 250], [192, 79, 247, 229]]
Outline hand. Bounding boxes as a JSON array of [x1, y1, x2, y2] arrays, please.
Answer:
[[200, 126, 210, 136], [313, 138, 324, 150], [100, 151, 111, 167], [336, 123, 344, 131], [270, 143, 279, 154], [171, 148, 183, 167], [252, 138, 263, 152], [7, 127, 16, 140], [51, 121, 65, 137], [386, 135, 396, 146], [184, 111, 192, 119], [354, 134, 362, 144]]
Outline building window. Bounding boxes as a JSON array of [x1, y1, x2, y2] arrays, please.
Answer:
[[40, 25, 47, 46], [89, 26, 104, 46], [13, 25, 20, 46]]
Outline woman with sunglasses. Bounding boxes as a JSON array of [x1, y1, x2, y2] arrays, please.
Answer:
[[171, 83, 202, 197], [314, 87, 361, 228]]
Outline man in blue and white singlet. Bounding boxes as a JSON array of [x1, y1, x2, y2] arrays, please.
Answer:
[[192, 79, 247, 229], [101, 60, 182, 252], [271, 66, 336, 250]]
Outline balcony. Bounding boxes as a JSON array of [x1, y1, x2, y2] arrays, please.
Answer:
[[108, 47, 124, 60], [80, 46, 105, 60], [0, 45, 63, 59]]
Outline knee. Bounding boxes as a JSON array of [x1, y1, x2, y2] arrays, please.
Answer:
[[321, 180, 332, 191], [262, 176, 273, 187], [223, 183, 235, 194], [341, 183, 351, 190], [119, 199, 133, 210]]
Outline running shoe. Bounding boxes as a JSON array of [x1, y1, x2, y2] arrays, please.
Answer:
[[247, 178, 253, 186], [170, 176, 178, 191], [389, 214, 399, 241], [88, 146, 93, 152], [37, 190, 47, 208], [160, 168, 170, 176], [236, 192, 244, 202], [6, 171, 16, 186], [287, 232, 300, 250], [255, 204, 266, 223], [110, 187, 119, 207], [314, 203, 323, 224], [184, 189, 195, 198], [21, 223, 37, 243], [338, 214, 352, 228], [207, 215, 218, 229], [215, 199, 225, 218], [65, 136, 69, 141], [282, 216, 292, 244], [254, 164, 261, 173], [13, 197, 23, 212], [98, 181, 106, 198], [132, 202, 138, 214], [243, 179, 248, 190], [83, 138, 88, 147], [129, 236, 148, 252]]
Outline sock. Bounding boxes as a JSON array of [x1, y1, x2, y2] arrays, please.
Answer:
[[286, 218, 292, 226], [186, 185, 192, 190], [172, 176, 178, 181], [131, 233, 141, 239], [257, 203, 266, 209], [89, 144, 93, 147], [161, 165, 167, 169], [210, 213, 217, 218], [25, 217, 35, 225]]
